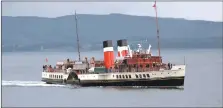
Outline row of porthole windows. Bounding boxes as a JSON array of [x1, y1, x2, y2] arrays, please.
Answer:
[[135, 74, 150, 78], [49, 74, 63, 79], [80, 75, 96, 78], [113, 74, 150, 79], [114, 74, 132, 79]]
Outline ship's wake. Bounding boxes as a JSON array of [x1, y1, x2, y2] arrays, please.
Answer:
[[2, 80, 66, 87]]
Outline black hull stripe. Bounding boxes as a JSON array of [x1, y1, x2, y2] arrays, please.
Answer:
[[42, 77, 184, 87]]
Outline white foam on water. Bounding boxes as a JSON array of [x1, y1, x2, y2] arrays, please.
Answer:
[[2, 80, 65, 87]]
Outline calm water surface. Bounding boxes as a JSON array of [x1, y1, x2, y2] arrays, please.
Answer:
[[2, 49, 222, 107]]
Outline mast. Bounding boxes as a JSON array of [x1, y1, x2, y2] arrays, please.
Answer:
[[153, 1, 161, 58], [75, 11, 81, 61]]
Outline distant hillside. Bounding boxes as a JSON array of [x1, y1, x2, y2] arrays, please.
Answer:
[[2, 14, 222, 52]]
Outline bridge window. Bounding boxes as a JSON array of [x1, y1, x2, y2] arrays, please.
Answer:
[[129, 75, 131, 78], [133, 64, 137, 68], [139, 74, 142, 78], [122, 75, 125, 78], [125, 75, 128, 78], [116, 75, 119, 78], [143, 74, 146, 78], [140, 65, 143, 68], [146, 64, 150, 68], [146, 74, 150, 77], [153, 63, 156, 67], [119, 75, 122, 78], [135, 74, 138, 78]]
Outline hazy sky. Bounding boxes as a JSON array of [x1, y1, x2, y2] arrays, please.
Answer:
[[2, 2, 223, 22]]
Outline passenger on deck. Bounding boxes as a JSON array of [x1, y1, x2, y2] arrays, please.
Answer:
[[109, 67, 112, 72], [43, 65, 45, 71], [168, 63, 171, 70]]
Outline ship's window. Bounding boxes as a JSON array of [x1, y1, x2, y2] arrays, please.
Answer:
[[139, 74, 142, 78], [143, 74, 146, 78], [125, 75, 128, 78], [119, 75, 122, 78], [113, 75, 114, 77], [116, 75, 119, 78], [146, 74, 150, 77], [56, 75, 58, 79], [146, 64, 150, 68], [141, 55, 144, 58], [153, 63, 156, 67], [133, 64, 136, 68], [129, 75, 131, 78], [135, 74, 138, 78], [53, 75, 54, 78], [61, 75, 63, 79], [122, 75, 125, 78], [123, 59, 127, 64]]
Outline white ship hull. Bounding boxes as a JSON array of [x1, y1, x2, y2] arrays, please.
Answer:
[[41, 65, 186, 87]]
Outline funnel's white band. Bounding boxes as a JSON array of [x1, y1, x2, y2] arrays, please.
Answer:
[[103, 47, 114, 52], [117, 46, 128, 52]]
